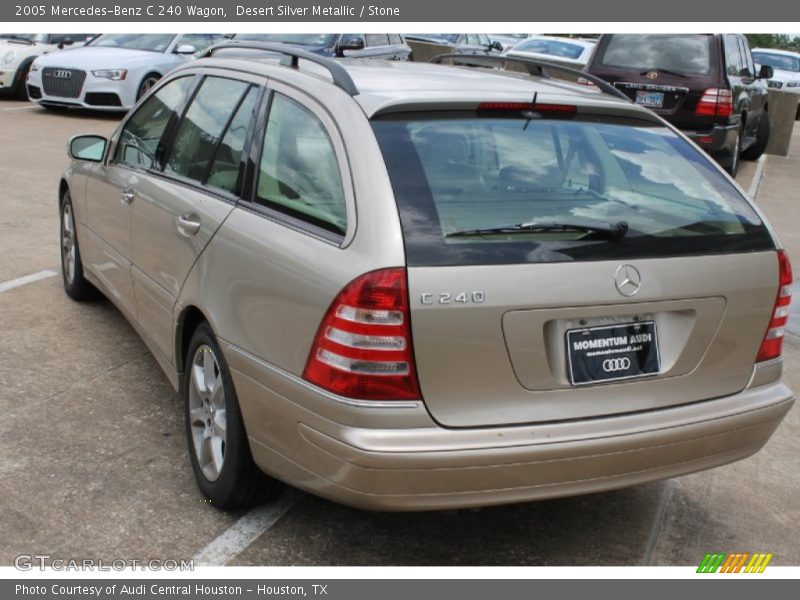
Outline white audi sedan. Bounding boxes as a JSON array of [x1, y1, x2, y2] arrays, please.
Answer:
[[26, 33, 223, 111], [504, 35, 597, 69]]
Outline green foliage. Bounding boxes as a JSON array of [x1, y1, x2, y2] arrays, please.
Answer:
[[746, 34, 800, 52]]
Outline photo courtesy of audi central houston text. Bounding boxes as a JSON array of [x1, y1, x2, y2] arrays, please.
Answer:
[[2, 29, 799, 568]]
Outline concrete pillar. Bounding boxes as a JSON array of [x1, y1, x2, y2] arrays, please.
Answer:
[[407, 41, 456, 63], [766, 90, 799, 157]]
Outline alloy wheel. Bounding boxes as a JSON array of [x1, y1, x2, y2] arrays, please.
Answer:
[[188, 344, 227, 482], [61, 203, 76, 286]]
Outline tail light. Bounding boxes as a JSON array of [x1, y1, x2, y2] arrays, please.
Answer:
[[303, 268, 421, 400], [756, 250, 793, 362], [695, 88, 733, 118]]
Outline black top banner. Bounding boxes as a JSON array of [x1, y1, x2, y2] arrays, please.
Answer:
[[4, 0, 800, 22]]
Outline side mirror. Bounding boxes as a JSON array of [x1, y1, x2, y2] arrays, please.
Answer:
[[69, 134, 107, 162], [490, 41, 504, 52], [57, 37, 74, 49], [758, 64, 774, 80], [175, 44, 197, 55], [338, 36, 365, 54]]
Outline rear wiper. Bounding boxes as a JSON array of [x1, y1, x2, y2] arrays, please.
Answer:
[[639, 67, 690, 78], [446, 220, 629, 239]]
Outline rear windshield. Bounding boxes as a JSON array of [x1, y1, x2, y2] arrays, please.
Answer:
[[752, 52, 800, 73], [372, 111, 773, 266], [513, 38, 587, 60], [597, 34, 716, 76]]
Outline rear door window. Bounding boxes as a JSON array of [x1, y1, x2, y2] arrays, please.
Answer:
[[738, 37, 755, 77], [724, 34, 744, 77], [164, 76, 250, 185], [372, 111, 772, 266], [598, 34, 715, 76]]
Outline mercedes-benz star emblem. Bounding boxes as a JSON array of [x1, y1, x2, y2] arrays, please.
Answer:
[[614, 264, 642, 297]]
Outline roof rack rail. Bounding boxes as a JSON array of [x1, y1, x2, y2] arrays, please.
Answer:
[[198, 41, 359, 96], [429, 53, 630, 102]]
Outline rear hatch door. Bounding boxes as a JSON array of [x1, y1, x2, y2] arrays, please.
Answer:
[[372, 103, 776, 428]]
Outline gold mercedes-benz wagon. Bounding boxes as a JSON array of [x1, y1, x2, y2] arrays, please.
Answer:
[[58, 42, 794, 510]]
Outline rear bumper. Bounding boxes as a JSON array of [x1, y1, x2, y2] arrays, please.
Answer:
[[686, 123, 739, 157], [225, 343, 793, 511]]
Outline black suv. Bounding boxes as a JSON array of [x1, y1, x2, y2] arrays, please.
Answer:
[[586, 34, 773, 175]]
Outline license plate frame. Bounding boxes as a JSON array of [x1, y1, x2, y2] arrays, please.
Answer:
[[566, 321, 661, 386]]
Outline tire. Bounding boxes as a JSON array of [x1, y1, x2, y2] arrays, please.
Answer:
[[136, 73, 160, 100], [60, 191, 97, 301], [742, 113, 770, 161], [184, 321, 282, 509], [15, 63, 31, 99]]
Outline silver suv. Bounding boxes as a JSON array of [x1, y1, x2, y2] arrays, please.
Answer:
[[60, 43, 794, 511]]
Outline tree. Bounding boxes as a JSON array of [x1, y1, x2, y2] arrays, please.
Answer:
[[746, 34, 799, 51]]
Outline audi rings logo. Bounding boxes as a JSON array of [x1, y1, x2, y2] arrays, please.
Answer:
[[51, 70, 72, 79], [602, 357, 631, 372]]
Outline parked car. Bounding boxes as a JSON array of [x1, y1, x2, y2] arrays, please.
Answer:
[[504, 35, 596, 69], [405, 33, 502, 53], [752, 48, 800, 119], [26, 33, 224, 111], [489, 33, 529, 52], [585, 34, 773, 176], [0, 34, 94, 98], [60, 43, 794, 511], [231, 33, 411, 61]]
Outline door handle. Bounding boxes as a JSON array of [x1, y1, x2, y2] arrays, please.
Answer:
[[120, 189, 135, 205], [176, 212, 202, 237]]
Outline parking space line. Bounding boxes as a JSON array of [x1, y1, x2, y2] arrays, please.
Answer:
[[642, 479, 676, 565], [748, 155, 768, 200], [192, 490, 300, 566], [0, 270, 57, 293], [1, 104, 37, 111]]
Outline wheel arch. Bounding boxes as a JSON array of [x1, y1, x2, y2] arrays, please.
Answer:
[[138, 71, 162, 92], [58, 178, 70, 204], [176, 304, 209, 376]]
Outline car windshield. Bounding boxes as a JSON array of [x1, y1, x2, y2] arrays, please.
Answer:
[[372, 111, 771, 266], [598, 34, 715, 75], [87, 34, 176, 52], [513, 39, 586, 59], [234, 34, 337, 47], [0, 34, 45, 42], [752, 52, 800, 72]]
